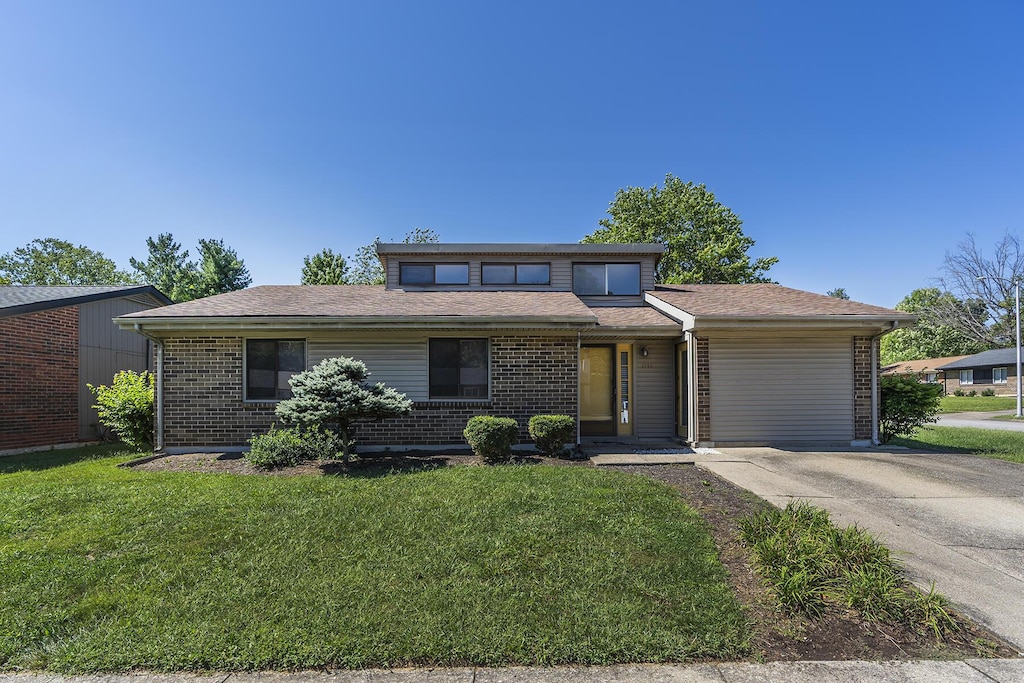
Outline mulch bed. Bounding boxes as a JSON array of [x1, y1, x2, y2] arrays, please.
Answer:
[[131, 452, 1018, 661]]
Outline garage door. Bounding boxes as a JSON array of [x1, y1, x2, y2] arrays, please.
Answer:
[[709, 337, 854, 442]]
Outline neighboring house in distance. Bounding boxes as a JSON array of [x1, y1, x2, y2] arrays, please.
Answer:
[[0, 285, 172, 454], [938, 349, 1020, 396], [881, 355, 970, 393], [115, 243, 915, 451]]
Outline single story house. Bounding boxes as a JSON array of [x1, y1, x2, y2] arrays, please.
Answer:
[[114, 243, 915, 451], [881, 355, 971, 392], [938, 349, 1020, 395], [1, 285, 171, 453]]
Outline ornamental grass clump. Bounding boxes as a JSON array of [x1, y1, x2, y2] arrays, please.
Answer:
[[464, 416, 519, 463], [275, 356, 413, 462], [738, 501, 959, 639], [528, 415, 575, 457], [88, 370, 154, 451]]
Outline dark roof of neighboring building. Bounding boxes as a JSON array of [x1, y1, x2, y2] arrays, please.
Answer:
[[375, 242, 666, 256], [881, 355, 971, 375], [117, 285, 597, 324], [0, 285, 171, 318], [648, 284, 914, 319], [937, 348, 1019, 370]]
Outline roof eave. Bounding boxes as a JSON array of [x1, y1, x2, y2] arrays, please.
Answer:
[[115, 314, 598, 333], [0, 285, 171, 318]]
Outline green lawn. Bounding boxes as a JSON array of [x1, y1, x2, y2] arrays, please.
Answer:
[[893, 426, 1024, 464], [0, 446, 747, 672], [939, 395, 1017, 413]]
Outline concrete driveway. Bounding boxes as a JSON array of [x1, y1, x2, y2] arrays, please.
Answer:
[[695, 446, 1024, 652]]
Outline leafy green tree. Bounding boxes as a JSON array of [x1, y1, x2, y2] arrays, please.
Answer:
[[880, 288, 987, 365], [879, 375, 943, 443], [191, 238, 252, 299], [275, 356, 413, 462], [827, 288, 850, 299], [88, 370, 155, 450], [129, 233, 198, 302], [301, 248, 350, 285], [348, 228, 441, 285], [0, 238, 136, 285], [582, 174, 778, 284]]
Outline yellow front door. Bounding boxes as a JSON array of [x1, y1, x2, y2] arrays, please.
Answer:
[[580, 346, 615, 436]]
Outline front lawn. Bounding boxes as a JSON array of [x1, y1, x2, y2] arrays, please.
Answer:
[[892, 426, 1024, 464], [0, 446, 747, 672], [939, 395, 1016, 413]]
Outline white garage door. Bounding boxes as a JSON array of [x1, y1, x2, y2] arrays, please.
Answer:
[[709, 337, 854, 442]]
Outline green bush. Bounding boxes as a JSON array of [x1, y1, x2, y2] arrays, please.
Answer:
[[464, 416, 519, 463], [879, 375, 943, 443], [981, 388, 996, 397], [528, 415, 575, 457], [298, 426, 347, 461], [88, 370, 154, 451], [967, 390, 977, 397], [953, 388, 966, 396], [246, 425, 305, 469]]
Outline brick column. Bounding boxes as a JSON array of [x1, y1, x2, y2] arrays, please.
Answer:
[[852, 336, 876, 441], [695, 337, 712, 444]]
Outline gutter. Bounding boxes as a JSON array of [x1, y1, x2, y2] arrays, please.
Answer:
[[134, 324, 164, 452], [870, 320, 903, 445]]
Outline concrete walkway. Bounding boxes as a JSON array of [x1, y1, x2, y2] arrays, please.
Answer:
[[693, 446, 1024, 653], [3, 659, 1024, 682]]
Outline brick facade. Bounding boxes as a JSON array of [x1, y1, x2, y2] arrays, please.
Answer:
[[943, 373, 1019, 396], [852, 336, 876, 441], [694, 336, 711, 444], [0, 307, 79, 450], [160, 335, 578, 448]]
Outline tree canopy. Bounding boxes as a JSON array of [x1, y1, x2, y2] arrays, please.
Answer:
[[0, 238, 136, 286], [880, 287, 987, 365], [826, 288, 850, 300], [311, 228, 441, 286], [130, 233, 251, 302], [301, 248, 350, 285], [582, 174, 778, 284]]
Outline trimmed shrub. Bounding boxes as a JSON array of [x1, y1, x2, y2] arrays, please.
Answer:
[[464, 416, 519, 463], [246, 425, 305, 469], [298, 426, 347, 461], [967, 390, 977, 397], [879, 375, 943, 443], [981, 388, 996, 397], [953, 388, 965, 397], [88, 370, 155, 451], [528, 415, 575, 457]]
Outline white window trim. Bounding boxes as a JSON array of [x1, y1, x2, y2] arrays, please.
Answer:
[[959, 369, 974, 385], [924, 372, 938, 384], [994, 367, 1008, 384]]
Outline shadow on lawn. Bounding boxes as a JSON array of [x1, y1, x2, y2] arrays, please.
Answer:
[[0, 443, 136, 474]]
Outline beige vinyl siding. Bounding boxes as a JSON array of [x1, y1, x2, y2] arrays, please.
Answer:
[[78, 298, 154, 440], [634, 340, 676, 437], [307, 340, 428, 400], [709, 337, 854, 442]]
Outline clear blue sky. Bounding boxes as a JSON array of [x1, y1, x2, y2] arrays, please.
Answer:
[[1, 1, 1022, 307]]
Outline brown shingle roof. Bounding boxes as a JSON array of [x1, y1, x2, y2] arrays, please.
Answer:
[[118, 285, 596, 322], [591, 306, 680, 328], [881, 355, 971, 375], [648, 284, 914, 319]]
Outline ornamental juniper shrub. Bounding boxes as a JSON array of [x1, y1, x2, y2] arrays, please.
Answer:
[[88, 370, 155, 451], [246, 425, 305, 469], [528, 415, 575, 457], [879, 374, 943, 443], [464, 416, 519, 463]]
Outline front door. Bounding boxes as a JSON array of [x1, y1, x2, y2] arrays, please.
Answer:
[[580, 345, 615, 436]]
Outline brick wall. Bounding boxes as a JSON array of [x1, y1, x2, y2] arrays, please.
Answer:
[[853, 336, 876, 441], [694, 336, 711, 444], [0, 307, 79, 450], [943, 373, 1018, 396], [161, 335, 578, 448]]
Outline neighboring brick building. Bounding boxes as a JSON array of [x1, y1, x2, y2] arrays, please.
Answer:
[[937, 349, 1022, 396], [115, 243, 914, 451], [0, 286, 170, 453]]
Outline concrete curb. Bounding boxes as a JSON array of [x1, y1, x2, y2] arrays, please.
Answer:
[[3, 659, 1024, 683]]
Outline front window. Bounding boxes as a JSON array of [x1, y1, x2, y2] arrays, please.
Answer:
[[429, 339, 488, 398], [246, 340, 306, 400], [399, 263, 469, 285], [994, 367, 1008, 384], [924, 372, 938, 384], [960, 369, 974, 385], [572, 263, 641, 295], [481, 263, 551, 285]]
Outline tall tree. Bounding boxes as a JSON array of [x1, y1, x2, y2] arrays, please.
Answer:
[[582, 174, 778, 284], [936, 232, 1024, 347], [129, 233, 197, 302], [880, 287, 987, 365], [827, 287, 850, 300], [0, 238, 136, 286], [347, 228, 441, 285], [192, 238, 252, 299], [301, 248, 350, 285]]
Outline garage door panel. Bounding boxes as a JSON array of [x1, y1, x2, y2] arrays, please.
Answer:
[[710, 337, 854, 441]]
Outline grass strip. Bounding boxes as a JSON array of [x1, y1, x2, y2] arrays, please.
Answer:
[[939, 395, 1016, 413], [738, 502, 958, 639], [0, 446, 747, 672], [892, 426, 1024, 464]]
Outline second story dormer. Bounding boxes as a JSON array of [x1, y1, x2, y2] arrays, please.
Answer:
[[375, 243, 665, 306]]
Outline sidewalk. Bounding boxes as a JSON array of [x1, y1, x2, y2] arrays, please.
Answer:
[[4, 660, 1024, 683]]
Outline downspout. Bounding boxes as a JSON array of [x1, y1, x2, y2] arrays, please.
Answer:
[[135, 324, 164, 452], [870, 321, 900, 445], [576, 331, 582, 447]]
